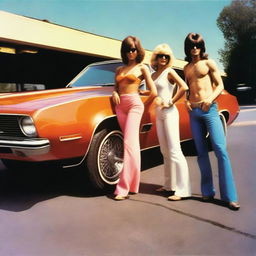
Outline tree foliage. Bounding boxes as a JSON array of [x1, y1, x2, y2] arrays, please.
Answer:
[[217, 0, 256, 101]]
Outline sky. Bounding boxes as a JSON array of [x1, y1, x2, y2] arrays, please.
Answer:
[[0, 0, 232, 71]]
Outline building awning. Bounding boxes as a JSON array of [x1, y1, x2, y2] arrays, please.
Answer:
[[0, 10, 187, 68]]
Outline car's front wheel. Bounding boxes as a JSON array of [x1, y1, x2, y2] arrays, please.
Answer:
[[86, 129, 123, 190]]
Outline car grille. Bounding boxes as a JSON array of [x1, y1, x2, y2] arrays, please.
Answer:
[[0, 115, 25, 137]]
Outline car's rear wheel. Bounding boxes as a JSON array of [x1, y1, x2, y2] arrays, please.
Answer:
[[219, 112, 227, 136], [206, 112, 228, 151], [86, 129, 123, 190]]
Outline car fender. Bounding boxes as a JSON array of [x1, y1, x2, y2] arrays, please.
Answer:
[[33, 95, 116, 161]]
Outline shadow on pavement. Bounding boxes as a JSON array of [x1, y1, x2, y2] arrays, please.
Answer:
[[0, 145, 199, 212], [0, 147, 163, 212], [139, 182, 230, 210], [0, 164, 104, 212]]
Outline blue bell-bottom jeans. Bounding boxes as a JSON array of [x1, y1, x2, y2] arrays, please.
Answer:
[[189, 103, 238, 202]]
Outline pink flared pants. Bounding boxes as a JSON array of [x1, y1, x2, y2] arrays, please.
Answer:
[[114, 94, 144, 196]]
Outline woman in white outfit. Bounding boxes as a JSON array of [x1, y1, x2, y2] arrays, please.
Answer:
[[151, 44, 191, 200]]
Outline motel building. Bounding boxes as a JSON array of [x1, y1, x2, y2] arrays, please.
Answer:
[[0, 10, 187, 92]]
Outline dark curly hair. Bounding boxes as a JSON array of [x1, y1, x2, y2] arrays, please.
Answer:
[[121, 36, 145, 64], [184, 33, 208, 62]]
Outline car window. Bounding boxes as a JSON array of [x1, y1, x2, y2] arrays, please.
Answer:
[[139, 64, 154, 91], [69, 62, 123, 87], [175, 69, 185, 80]]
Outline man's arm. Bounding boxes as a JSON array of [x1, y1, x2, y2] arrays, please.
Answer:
[[201, 59, 224, 111], [206, 59, 224, 102]]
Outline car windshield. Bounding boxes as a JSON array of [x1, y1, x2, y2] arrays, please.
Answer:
[[68, 62, 123, 87]]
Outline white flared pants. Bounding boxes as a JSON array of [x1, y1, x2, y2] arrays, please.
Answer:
[[156, 106, 191, 197]]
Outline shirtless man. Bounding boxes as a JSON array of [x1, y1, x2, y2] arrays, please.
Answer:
[[183, 33, 240, 210]]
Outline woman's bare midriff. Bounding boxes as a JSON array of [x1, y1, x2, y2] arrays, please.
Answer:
[[118, 83, 140, 95]]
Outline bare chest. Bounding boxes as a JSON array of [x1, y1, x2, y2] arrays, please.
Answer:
[[186, 62, 209, 81]]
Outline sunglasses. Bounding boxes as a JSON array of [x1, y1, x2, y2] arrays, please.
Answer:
[[190, 43, 203, 49], [156, 54, 170, 59], [126, 48, 137, 53]]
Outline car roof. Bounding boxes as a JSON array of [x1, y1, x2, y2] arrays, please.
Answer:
[[88, 59, 123, 66]]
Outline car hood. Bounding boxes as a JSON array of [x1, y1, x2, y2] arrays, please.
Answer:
[[0, 87, 113, 114]]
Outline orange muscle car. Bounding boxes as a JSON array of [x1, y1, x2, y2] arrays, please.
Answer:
[[0, 60, 239, 190]]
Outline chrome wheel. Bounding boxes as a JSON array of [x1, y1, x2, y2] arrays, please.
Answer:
[[97, 130, 123, 184], [86, 128, 123, 190]]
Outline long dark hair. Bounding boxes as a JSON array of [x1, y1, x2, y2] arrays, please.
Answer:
[[121, 36, 145, 64], [184, 33, 208, 62]]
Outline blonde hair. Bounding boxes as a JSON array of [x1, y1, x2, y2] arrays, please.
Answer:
[[150, 43, 175, 70]]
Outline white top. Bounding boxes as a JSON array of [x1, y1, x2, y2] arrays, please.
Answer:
[[154, 68, 176, 104]]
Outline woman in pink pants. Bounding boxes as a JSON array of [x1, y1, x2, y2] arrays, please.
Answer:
[[112, 36, 157, 200]]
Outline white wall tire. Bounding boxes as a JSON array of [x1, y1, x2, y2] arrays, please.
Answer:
[[86, 129, 123, 190]]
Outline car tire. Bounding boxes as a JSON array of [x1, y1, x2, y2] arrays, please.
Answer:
[[219, 112, 227, 136], [86, 128, 123, 190]]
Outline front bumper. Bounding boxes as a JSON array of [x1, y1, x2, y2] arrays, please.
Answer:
[[0, 137, 50, 157]]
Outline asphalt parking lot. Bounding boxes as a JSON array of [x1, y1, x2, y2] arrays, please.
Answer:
[[0, 105, 255, 256]]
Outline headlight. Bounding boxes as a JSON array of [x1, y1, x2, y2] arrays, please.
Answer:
[[19, 116, 37, 137]]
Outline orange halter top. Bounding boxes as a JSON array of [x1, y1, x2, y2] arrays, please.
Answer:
[[116, 74, 142, 85]]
